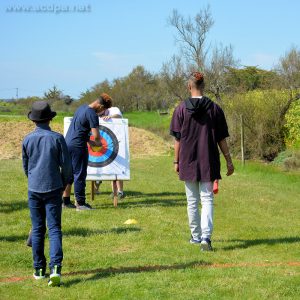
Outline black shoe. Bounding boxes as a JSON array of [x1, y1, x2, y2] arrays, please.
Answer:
[[76, 203, 93, 211], [33, 267, 46, 280], [48, 265, 61, 287], [62, 202, 76, 209], [200, 238, 213, 251], [117, 191, 125, 200]]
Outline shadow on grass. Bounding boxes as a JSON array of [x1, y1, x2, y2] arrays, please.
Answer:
[[219, 236, 300, 251], [0, 227, 141, 243], [94, 190, 186, 209], [0, 234, 29, 243], [64, 226, 141, 237], [0, 200, 27, 214], [63, 260, 211, 287]]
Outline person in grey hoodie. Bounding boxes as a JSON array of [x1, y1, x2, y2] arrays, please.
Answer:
[[170, 72, 234, 251]]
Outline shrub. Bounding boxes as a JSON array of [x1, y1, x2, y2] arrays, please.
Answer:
[[223, 90, 290, 160], [284, 101, 300, 149]]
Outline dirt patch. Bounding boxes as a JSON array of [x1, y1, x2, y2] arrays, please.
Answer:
[[128, 127, 171, 158], [0, 121, 171, 160]]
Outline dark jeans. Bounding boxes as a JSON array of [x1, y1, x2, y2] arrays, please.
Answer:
[[28, 189, 63, 269], [68, 145, 88, 205]]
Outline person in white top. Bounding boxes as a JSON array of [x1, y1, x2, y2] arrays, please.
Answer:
[[102, 106, 122, 120], [95, 96, 126, 200], [102, 106, 125, 199]]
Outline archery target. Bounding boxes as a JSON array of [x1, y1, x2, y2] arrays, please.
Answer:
[[88, 125, 119, 167], [64, 117, 130, 180]]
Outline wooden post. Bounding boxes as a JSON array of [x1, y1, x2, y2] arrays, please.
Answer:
[[112, 179, 118, 207], [91, 181, 95, 201], [241, 114, 245, 166], [113, 196, 118, 208]]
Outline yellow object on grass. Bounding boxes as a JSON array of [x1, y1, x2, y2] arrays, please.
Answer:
[[124, 219, 138, 225]]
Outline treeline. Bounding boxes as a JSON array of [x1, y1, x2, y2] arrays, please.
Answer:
[[4, 64, 299, 162], [8, 63, 296, 114]]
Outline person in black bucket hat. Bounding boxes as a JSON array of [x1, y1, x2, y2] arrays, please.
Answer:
[[22, 100, 72, 286], [27, 101, 57, 122]]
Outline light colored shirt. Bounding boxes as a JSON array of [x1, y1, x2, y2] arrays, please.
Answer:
[[105, 107, 122, 117]]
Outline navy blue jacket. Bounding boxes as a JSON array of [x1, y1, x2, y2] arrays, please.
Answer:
[[65, 105, 99, 148], [22, 123, 72, 193]]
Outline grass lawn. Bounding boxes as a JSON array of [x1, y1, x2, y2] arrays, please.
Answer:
[[0, 157, 299, 299], [123, 111, 171, 141]]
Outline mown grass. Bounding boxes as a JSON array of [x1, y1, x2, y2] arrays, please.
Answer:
[[123, 111, 171, 141], [0, 157, 299, 299]]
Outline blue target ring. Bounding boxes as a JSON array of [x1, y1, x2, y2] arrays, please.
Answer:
[[88, 125, 119, 167]]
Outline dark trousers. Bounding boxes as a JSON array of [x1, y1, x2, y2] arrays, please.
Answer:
[[28, 189, 63, 269], [68, 145, 88, 205]]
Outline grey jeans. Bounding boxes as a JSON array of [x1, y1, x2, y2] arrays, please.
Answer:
[[184, 181, 214, 240]]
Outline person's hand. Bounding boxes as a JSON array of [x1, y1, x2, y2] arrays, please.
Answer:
[[102, 116, 111, 121], [226, 161, 234, 176], [174, 163, 179, 174], [88, 140, 96, 146], [88, 140, 102, 149]]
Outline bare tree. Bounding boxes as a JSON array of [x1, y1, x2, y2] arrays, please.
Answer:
[[206, 44, 237, 101], [168, 7, 213, 70], [165, 6, 238, 102], [276, 46, 300, 119], [161, 55, 189, 102]]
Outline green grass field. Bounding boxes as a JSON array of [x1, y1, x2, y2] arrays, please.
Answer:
[[0, 157, 300, 299], [123, 111, 171, 140]]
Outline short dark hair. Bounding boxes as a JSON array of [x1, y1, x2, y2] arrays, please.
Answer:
[[98, 93, 112, 109], [188, 72, 205, 89]]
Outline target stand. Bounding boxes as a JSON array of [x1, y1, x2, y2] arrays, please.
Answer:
[[64, 118, 130, 207]]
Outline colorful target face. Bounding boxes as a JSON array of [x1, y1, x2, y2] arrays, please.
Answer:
[[88, 125, 119, 167]]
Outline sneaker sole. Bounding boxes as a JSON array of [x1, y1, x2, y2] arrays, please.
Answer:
[[190, 240, 201, 245], [33, 274, 46, 280], [200, 243, 213, 251], [48, 275, 61, 287]]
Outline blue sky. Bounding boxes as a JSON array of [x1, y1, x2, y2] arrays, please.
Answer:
[[0, 0, 299, 99]]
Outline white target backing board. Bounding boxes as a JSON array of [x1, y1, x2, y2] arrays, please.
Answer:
[[64, 117, 130, 181]]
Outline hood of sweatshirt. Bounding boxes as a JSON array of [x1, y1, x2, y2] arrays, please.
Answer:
[[185, 96, 213, 116]]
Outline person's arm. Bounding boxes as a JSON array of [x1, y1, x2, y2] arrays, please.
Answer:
[[102, 114, 121, 120], [174, 139, 180, 174], [22, 142, 28, 177], [59, 137, 72, 190], [88, 127, 102, 147], [102, 107, 122, 120], [218, 138, 234, 176]]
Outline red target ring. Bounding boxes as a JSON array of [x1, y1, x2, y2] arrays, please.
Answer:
[[88, 125, 119, 168], [88, 136, 108, 156]]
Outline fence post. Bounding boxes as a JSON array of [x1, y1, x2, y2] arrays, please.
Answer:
[[241, 114, 245, 165]]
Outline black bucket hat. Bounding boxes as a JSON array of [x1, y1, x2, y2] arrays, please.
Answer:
[[28, 101, 56, 121]]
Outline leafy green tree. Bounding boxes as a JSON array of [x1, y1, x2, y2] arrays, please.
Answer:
[[225, 66, 278, 92], [44, 85, 63, 103]]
